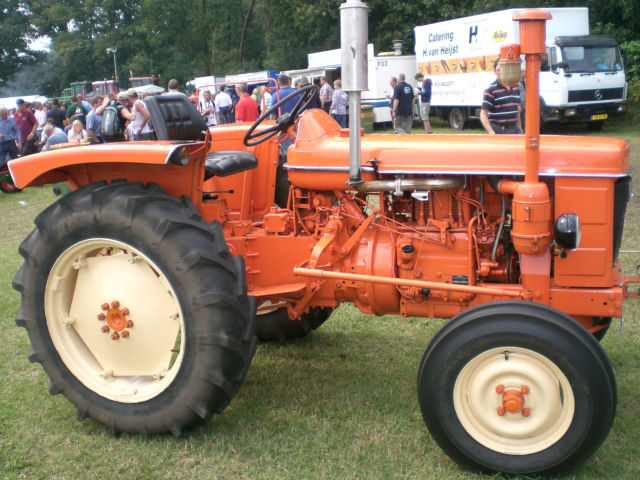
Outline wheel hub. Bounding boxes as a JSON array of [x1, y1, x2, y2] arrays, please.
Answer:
[[98, 300, 134, 339], [496, 384, 530, 415]]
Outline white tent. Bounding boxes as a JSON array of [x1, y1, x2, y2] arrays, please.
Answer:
[[0, 95, 48, 109], [132, 84, 165, 95]]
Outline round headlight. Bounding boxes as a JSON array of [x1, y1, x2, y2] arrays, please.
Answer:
[[554, 213, 581, 250]]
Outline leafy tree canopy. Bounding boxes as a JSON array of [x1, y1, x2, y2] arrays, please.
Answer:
[[1, 0, 638, 97]]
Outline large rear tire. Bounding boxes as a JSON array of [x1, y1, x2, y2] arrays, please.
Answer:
[[417, 301, 616, 476], [13, 181, 257, 436]]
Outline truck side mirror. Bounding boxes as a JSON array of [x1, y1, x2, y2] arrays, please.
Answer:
[[540, 57, 550, 71]]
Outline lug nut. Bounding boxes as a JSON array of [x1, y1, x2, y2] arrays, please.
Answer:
[[101, 303, 109, 310], [497, 407, 505, 416], [126, 320, 134, 328], [111, 332, 120, 340], [97, 313, 106, 321], [521, 385, 529, 394], [122, 308, 129, 315], [101, 325, 110, 333], [495, 384, 505, 394], [111, 300, 120, 309], [522, 408, 531, 417], [121, 331, 130, 338]]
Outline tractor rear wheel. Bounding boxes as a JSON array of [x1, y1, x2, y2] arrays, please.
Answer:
[[417, 301, 616, 476], [256, 306, 332, 343], [13, 181, 257, 436]]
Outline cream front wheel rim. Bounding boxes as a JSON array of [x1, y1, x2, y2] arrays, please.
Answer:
[[453, 346, 575, 455]]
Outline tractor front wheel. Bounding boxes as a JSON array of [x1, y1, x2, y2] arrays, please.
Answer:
[[13, 181, 257, 436], [417, 301, 616, 476]]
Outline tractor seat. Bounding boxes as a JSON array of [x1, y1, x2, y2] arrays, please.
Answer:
[[145, 94, 208, 141], [204, 150, 258, 179]]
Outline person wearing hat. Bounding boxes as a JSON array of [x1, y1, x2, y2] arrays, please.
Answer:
[[40, 118, 69, 151], [126, 89, 152, 140], [14, 98, 39, 155]]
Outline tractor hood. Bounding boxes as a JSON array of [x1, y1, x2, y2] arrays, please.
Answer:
[[287, 109, 629, 191]]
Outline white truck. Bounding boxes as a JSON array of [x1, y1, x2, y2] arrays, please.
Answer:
[[414, 7, 627, 130], [284, 43, 417, 125]]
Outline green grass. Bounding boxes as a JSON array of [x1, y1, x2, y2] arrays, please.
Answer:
[[1, 122, 639, 479]]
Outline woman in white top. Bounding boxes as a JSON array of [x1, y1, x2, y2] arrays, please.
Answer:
[[67, 119, 88, 142], [126, 89, 152, 140]]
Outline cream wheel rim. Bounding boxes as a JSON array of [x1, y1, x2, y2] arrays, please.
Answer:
[[453, 346, 575, 455], [45, 238, 185, 403]]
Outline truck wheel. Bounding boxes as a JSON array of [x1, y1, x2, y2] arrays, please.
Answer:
[[448, 108, 466, 130], [256, 306, 332, 343], [586, 120, 604, 132], [417, 301, 616, 476], [13, 181, 257, 437]]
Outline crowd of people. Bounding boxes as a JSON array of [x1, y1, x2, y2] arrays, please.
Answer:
[[385, 60, 525, 136], [1, 66, 527, 170]]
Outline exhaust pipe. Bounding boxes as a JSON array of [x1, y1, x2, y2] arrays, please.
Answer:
[[340, 0, 368, 187]]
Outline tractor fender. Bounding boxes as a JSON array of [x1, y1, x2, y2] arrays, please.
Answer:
[[8, 142, 203, 192]]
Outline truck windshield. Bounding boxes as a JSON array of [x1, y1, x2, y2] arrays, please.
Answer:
[[559, 45, 623, 73]]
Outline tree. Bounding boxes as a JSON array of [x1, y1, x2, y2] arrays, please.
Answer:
[[0, 1, 39, 89]]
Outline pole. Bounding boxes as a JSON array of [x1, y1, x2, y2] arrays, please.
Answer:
[[340, 0, 368, 187], [113, 50, 118, 82]]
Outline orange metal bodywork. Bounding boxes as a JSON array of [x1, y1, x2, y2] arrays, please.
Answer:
[[8, 20, 634, 337]]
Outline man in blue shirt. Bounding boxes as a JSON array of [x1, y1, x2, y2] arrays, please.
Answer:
[[274, 74, 300, 116], [392, 73, 415, 134], [0, 107, 21, 167], [415, 73, 433, 134], [40, 120, 69, 151], [86, 96, 104, 144]]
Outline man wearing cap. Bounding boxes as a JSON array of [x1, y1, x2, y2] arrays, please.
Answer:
[[0, 107, 21, 166], [14, 98, 39, 155], [40, 119, 69, 151]]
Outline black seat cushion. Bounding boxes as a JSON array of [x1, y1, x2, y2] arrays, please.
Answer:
[[145, 94, 208, 141], [205, 151, 258, 179]]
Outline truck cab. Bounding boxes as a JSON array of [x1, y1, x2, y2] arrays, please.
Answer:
[[540, 35, 627, 129]]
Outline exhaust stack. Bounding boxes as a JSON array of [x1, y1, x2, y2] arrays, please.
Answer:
[[340, 0, 368, 186]]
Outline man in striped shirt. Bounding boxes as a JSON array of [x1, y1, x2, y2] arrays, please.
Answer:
[[480, 60, 523, 135]]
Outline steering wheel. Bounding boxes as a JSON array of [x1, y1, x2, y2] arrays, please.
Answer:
[[243, 84, 319, 147]]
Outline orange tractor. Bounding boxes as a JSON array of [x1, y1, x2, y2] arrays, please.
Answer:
[[7, 4, 638, 476]]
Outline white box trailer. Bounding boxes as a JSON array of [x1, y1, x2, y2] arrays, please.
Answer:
[[414, 7, 627, 130], [284, 44, 417, 125]]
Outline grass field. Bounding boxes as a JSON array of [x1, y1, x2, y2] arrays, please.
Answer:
[[1, 119, 639, 479]]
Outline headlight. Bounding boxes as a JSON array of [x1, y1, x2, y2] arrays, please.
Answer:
[[554, 213, 581, 250]]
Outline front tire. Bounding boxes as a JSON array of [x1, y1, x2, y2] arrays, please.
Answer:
[[13, 181, 257, 436], [417, 301, 616, 476]]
